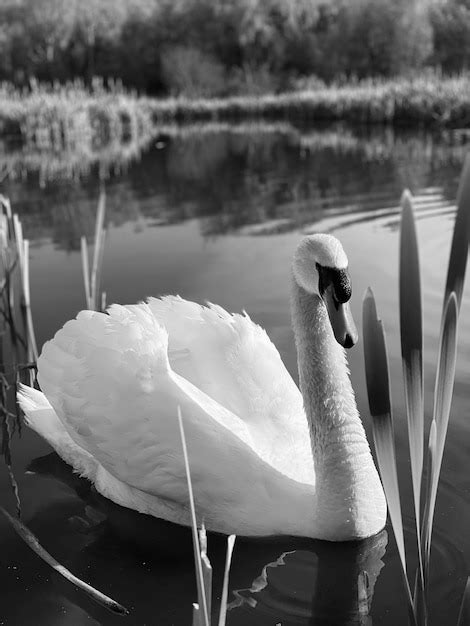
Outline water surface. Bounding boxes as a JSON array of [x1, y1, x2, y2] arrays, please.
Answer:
[[0, 124, 469, 625]]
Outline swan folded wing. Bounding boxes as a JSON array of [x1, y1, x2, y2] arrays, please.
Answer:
[[36, 304, 307, 524], [16, 386, 233, 532], [147, 296, 312, 482]]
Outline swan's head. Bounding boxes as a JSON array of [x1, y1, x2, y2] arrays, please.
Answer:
[[293, 234, 358, 348]]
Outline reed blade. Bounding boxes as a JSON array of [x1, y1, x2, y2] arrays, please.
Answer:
[[95, 229, 106, 310], [12, 214, 24, 277], [362, 288, 415, 623], [178, 407, 210, 626], [80, 236, 91, 309], [422, 292, 458, 577], [457, 577, 470, 626], [0, 506, 128, 615], [92, 188, 106, 273], [218, 534, 236, 626], [22, 240, 38, 361], [444, 153, 470, 311], [90, 189, 106, 310], [399, 190, 425, 583], [422, 419, 437, 584]]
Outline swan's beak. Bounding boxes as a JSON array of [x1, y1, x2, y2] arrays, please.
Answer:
[[322, 286, 358, 349]]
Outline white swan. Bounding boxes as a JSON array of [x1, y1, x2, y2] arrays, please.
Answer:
[[18, 234, 386, 541]]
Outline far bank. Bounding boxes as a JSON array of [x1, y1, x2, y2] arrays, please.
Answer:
[[1, 75, 469, 151]]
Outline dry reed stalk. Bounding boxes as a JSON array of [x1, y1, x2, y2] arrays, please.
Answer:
[[0, 506, 128, 615]]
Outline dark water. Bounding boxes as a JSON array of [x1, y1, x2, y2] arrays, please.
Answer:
[[1, 123, 470, 625]]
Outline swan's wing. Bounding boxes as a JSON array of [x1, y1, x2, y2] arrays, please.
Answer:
[[16, 385, 213, 531], [148, 296, 312, 481], [35, 304, 311, 533]]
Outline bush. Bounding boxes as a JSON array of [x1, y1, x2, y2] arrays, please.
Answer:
[[0, 0, 466, 96], [160, 45, 227, 98], [431, 0, 470, 72], [228, 64, 280, 96]]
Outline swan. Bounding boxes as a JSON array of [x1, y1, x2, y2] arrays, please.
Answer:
[[18, 234, 386, 541]]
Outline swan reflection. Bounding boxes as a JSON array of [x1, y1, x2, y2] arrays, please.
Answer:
[[23, 452, 387, 625], [228, 532, 387, 625]]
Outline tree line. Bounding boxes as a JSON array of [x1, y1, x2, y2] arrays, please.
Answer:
[[0, 0, 469, 97]]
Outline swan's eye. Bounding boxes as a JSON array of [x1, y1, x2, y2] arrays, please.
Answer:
[[317, 264, 352, 303]]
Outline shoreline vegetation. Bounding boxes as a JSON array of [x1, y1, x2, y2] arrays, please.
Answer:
[[2, 77, 470, 186], [1, 74, 470, 154], [0, 73, 470, 136]]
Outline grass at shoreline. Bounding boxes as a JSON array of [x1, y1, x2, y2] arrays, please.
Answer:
[[0, 80, 154, 150], [1, 74, 470, 184], [150, 74, 470, 127], [1, 74, 470, 152]]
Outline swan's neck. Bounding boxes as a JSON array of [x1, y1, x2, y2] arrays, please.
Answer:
[[292, 283, 361, 454], [291, 280, 386, 539]]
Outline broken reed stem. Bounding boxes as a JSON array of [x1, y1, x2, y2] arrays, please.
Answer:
[[178, 407, 210, 626], [218, 535, 236, 626], [192, 603, 202, 626], [0, 506, 128, 616], [199, 524, 212, 619]]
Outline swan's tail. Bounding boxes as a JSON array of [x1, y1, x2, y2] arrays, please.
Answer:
[[16, 384, 188, 525], [17, 384, 98, 480]]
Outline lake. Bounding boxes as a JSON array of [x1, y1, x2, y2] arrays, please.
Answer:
[[0, 123, 469, 625]]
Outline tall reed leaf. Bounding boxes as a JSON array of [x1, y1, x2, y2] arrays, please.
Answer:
[[178, 407, 210, 626], [362, 287, 415, 622], [399, 190, 424, 583], [444, 153, 470, 311], [422, 292, 458, 576]]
